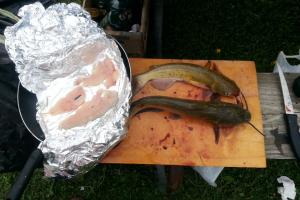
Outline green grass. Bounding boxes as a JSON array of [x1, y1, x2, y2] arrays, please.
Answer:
[[1, 0, 300, 199], [1, 161, 300, 199]]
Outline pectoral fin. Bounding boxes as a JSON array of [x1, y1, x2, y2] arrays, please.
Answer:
[[204, 60, 212, 68], [213, 125, 220, 144]]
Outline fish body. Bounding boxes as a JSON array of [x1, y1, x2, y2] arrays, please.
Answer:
[[133, 63, 240, 96], [131, 96, 250, 126]]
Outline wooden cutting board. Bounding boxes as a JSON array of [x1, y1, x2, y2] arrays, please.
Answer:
[[102, 58, 266, 168]]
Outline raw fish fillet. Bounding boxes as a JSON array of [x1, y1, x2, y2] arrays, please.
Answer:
[[59, 90, 118, 129], [75, 58, 119, 88], [48, 86, 86, 115]]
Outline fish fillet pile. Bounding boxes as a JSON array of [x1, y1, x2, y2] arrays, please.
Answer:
[[39, 57, 120, 130]]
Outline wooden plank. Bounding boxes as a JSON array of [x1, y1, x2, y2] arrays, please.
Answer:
[[140, 0, 150, 54], [102, 58, 266, 167], [258, 73, 300, 114], [140, 0, 150, 34], [258, 73, 300, 159]]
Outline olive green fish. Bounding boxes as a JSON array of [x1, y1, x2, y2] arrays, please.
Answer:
[[133, 63, 240, 96]]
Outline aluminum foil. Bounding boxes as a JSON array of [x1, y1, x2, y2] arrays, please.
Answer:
[[4, 2, 131, 178]]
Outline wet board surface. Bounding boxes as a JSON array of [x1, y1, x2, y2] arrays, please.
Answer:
[[102, 58, 266, 168]]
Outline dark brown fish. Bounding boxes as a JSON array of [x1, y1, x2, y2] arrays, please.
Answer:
[[131, 96, 250, 126]]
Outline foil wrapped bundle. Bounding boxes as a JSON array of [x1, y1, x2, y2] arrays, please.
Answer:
[[4, 2, 131, 178]]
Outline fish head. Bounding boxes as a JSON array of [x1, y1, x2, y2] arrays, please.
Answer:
[[238, 109, 251, 123], [217, 81, 240, 96], [230, 86, 240, 96]]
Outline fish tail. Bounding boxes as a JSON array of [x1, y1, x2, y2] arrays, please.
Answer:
[[132, 75, 146, 95]]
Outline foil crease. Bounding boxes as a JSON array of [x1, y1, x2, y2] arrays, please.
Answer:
[[4, 2, 131, 178], [5, 2, 105, 94]]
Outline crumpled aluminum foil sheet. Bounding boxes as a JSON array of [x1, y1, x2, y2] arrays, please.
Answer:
[[5, 2, 107, 94], [4, 2, 131, 178]]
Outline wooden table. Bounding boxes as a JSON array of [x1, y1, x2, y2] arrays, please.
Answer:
[[103, 60, 299, 192], [104, 61, 300, 161], [258, 73, 299, 159]]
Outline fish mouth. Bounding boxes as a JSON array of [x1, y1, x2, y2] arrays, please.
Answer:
[[244, 111, 251, 121]]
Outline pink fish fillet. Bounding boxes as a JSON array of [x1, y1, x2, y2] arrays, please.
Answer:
[[75, 58, 119, 88], [59, 90, 118, 129], [48, 86, 86, 115]]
